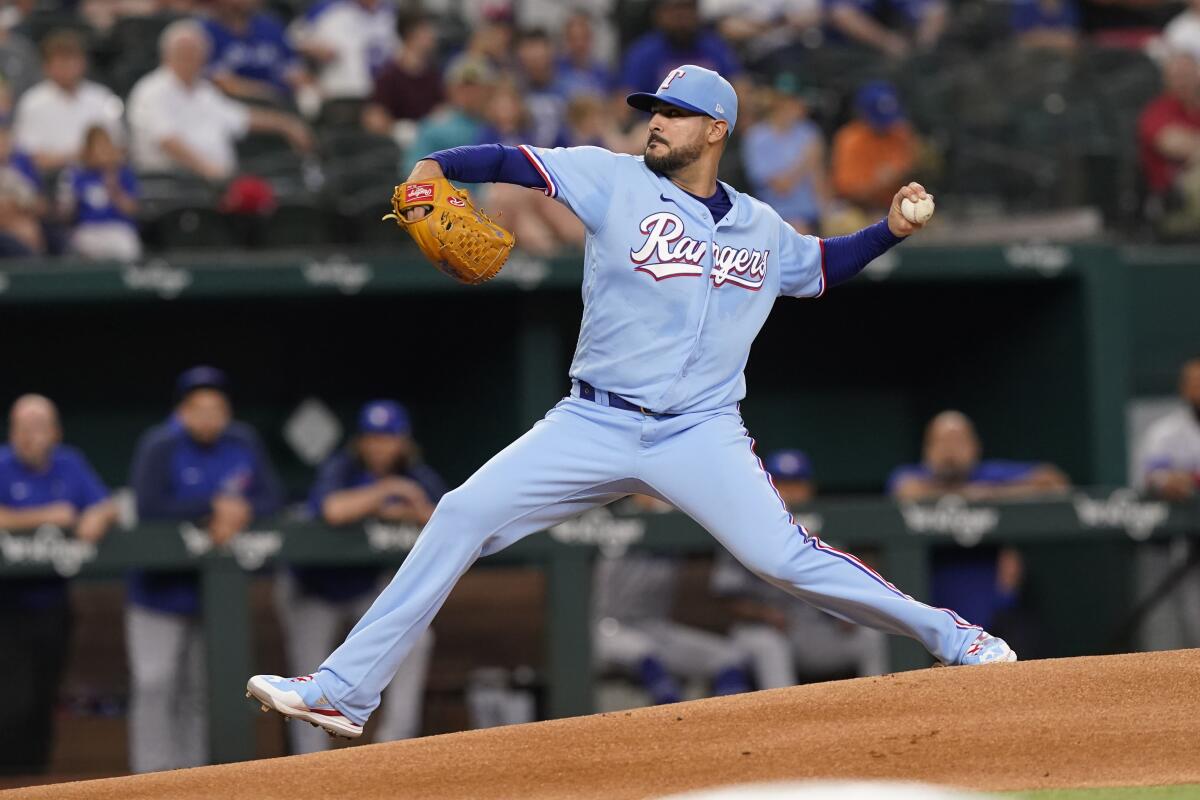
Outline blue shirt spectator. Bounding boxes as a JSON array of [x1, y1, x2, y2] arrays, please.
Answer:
[[128, 367, 284, 615], [554, 12, 613, 100], [299, 400, 446, 602], [742, 75, 825, 233], [0, 394, 115, 609], [204, 3, 304, 102], [620, 0, 741, 93], [826, 0, 948, 57], [1011, 0, 1081, 50], [60, 164, 138, 227]]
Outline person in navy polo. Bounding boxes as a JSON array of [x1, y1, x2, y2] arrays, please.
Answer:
[[126, 366, 283, 773], [278, 399, 444, 753], [0, 394, 117, 776]]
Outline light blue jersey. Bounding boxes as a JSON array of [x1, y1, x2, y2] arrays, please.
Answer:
[[521, 144, 824, 413]]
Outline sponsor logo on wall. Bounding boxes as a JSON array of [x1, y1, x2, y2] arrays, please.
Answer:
[[302, 256, 373, 294], [1072, 489, 1170, 541], [899, 496, 1000, 546], [179, 523, 282, 569], [122, 260, 193, 299], [550, 507, 646, 557], [1003, 244, 1071, 276], [0, 525, 97, 576], [364, 521, 422, 552]]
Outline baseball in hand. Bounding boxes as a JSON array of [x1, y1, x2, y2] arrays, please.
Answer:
[[900, 195, 935, 225]]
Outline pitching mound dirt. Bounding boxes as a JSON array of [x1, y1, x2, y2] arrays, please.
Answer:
[[6, 650, 1198, 800]]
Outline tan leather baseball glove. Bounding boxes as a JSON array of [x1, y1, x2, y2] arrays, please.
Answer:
[[382, 178, 516, 285]]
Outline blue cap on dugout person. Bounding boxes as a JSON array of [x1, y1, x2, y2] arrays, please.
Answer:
[[297, 399, 447, 602], [127, 365, 285, 616], [764, 448, 816, 506]]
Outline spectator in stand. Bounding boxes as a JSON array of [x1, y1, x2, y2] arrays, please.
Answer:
[[1134, 356, 1200, 650], [742, 72, 827, 234], [289, 0, 398, 103], [58, 125, 141, 262], [827, 0, 947, 59], [831, 80, 919, 216], [281, 400, 444, 753], [555, 12, 614, 101], [13, 31, 122, 175], [620, 0, 742, 95], [127, 366, 284, 773], [81, 0, 201, 33], [515, 29, 566, 149], [362, 11, 443, 139], [701, 0, 822, 52], [888, 411, 1070, 657], [128, 20, 312, 182], [202, 0, 317, 114], [0, 395, 116, 776], [482, 88, 587, 255], [0, 124, 43, 257], [1139, 50, 1200, 233], [560, 92, 634, 151], [449, 4, 516, 77], [0, 18, 40, 103], [401, 57, 493, 174], [1012, 0, 1082, 51], [711, 450, 888, 687]]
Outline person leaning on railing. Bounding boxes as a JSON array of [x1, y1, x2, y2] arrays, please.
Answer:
[[0, 394, 117, 777]]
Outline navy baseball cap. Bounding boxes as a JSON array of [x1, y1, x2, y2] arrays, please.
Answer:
[[764, 449, 813, 481], [855, 80, 905, 131], [175, 365, 229, 401], [358, 400, 411, 436], [626, 64, 738, 134]]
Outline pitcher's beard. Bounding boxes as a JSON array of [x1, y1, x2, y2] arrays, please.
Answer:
[[645, 136, 704, 175]]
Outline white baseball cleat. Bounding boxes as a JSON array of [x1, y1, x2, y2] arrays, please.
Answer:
[[954, 630, 1018, 665], [246, 674, 363, 739]]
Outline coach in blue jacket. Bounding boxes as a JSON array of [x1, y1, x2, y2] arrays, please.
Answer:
[[126, 366, 283, 773]]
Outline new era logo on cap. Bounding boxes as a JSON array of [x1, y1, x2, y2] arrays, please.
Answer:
[[405, 183, 435, 203]]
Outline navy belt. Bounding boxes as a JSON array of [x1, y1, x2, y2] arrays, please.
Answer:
[[577, 381, 676, 417]]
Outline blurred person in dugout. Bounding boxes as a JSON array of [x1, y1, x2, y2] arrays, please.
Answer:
[[888, 411, 1071, 658], [594, 494, 752, 705], [127, 366, 284, 772], [1138, 50, 1200, 237], [830, 80, 920, 232], [282, 400, 446, 753], [0, 395, 117, 775], [711, 450, 888, 687], [1135, 356, 1200, 650], [742, 72, 828, 235], [57, 125, 142, 262]]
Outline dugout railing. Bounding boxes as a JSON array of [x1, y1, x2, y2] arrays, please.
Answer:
[[0, 491, 1195, 764]]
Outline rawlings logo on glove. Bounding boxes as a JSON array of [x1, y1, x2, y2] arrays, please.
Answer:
[[383, 178, 516, 285]]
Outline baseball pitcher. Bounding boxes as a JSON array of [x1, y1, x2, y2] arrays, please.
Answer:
[[248, 64, 1015, 739]]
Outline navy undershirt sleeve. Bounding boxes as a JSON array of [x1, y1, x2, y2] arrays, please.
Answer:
[[820, 219, 904, 288], [426, 144, 547, 190]]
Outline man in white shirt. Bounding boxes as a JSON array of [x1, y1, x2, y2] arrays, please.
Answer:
[[12, 30, 123, 174], [128, 20, 312, 181], [289, 0, 398, 101], [1136, 356, 1200, 651]]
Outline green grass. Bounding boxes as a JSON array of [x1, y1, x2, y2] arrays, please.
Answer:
[[1012, 786, 1200, 800]]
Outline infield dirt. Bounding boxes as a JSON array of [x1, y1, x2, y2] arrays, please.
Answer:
[[5, 649, 1198, 800]]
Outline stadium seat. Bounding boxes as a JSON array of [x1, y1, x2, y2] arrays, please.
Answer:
[[148, 207, 236, 251]]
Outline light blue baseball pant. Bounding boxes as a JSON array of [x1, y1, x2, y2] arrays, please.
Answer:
[[314, 392, 981, 724]]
